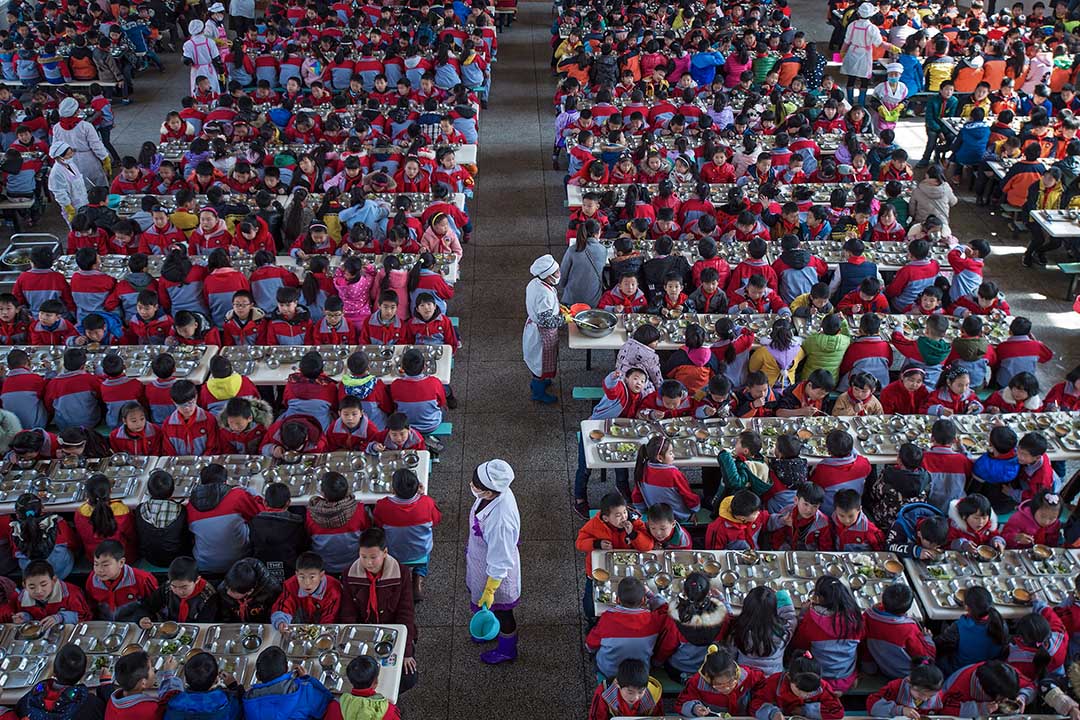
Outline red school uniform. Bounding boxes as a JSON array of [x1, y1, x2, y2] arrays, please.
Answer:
[[307, 317, 358, 345], [326, 415, 384, 452], [588, 681, 664, 720], [74, 501, 138, 562], [85, 564, 159, 619], [750, 671, 845, 720], [809, 453, 872, 514], [109, 423, 166, 456], [705, 497, 769, 550], [358, 313, 406, 345], [15, 580, 93, 624], [630, 462, 701, 520], [675, 665, 765, 717], [270, 574, 343, 625], [404, 314, 460, 353], [831, 511, 885, 551]]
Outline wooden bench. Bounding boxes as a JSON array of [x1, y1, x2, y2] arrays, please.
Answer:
[[1058, 261, 1080, 299]]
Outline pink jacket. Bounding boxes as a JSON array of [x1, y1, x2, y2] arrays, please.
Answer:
[[333, 264, 376, 326], [371, 268, 410, 322], [420, 226, 463, 259]]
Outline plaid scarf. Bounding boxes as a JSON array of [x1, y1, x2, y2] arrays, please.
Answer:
[[138, 498, 183, 529], [308, 496, 358, 529]]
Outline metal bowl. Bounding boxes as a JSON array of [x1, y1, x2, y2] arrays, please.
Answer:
[[1031, 544, 1054, 560], [573, 309, 618, 338]]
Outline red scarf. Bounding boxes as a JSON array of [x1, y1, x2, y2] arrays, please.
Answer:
[[178, 577, 207, 622], [59, 116, 81, 130], [365, 570, 381, 621]]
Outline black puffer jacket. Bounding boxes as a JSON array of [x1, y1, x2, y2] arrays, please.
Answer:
[[134, 498, 190, 568], [866, 465, 931, 530], [218, 558, 281, 623], [250, 509, 308, 582]]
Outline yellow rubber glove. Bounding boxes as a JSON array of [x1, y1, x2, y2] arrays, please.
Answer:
[[478, 576, 501, 608], [101, 156, 112, 176], [63, 205, 76, 222]]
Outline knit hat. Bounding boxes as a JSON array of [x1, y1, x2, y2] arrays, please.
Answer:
[[58, 97, 79, 117], [529, 254, 558, 279], [475, 459, 514, 492]]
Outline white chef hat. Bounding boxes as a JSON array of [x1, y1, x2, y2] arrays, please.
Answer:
[[858, 2, 876, 18], [58, 97, 79, 117], [188, 19, 205, 35], [475, 459, 515, 492], [886, 63, 903, 75], [49, 141, 72, 159], [530, 254, 558, 279], [208, 3, 225, 11]]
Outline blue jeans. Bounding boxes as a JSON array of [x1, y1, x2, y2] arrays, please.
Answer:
[[575, 436, 628, 501]]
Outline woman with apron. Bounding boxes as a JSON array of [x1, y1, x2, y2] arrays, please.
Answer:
[[466, 459, 521, 665], [183, 19, 220, 95], [51, 98, 108, 188], [840, 3, 888, 107], [873, 63, 909, 132], [522, 254, 565, 404]]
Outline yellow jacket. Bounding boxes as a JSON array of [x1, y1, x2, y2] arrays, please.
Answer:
[[748, 344, 805, 389]]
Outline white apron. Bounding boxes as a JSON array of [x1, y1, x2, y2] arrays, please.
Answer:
[[465, 490, 521, 610], [183, 34, 220, 94], [522, 277, 561, 377], [841, 19, 881, 80]]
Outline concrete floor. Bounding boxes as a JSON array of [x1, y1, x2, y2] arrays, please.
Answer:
[[11, 0, 1080, 715]]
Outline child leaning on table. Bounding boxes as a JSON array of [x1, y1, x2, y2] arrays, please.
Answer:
[[270, 551, 342, 630], [241, 646, 334, 719], [588, 658, 664, 720], [322, 655, 400, 720], [575, 492, 654, 623], [586, 576, 677, 682], [862, 583, 937, 680], [704, 430, 769, 513], [106, 650, 183, 719], [164, 651, 243, 720], [706, 489, 768, 551], [867, 662, 945, 718]]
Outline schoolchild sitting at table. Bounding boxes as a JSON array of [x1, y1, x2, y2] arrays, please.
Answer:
[[15, 644, 108, 719], [749, 654, 844, 720], [13, 560, 92, 626], [728, 274, 789, 315], [830, 489, 885, 551], [1016, 431, 1057, 501], [588, 658, 664, 720], [168, 310, 222, 347], [576, 492, 654, 621], [706, 490, 768, 550], [241, 647, 334, 720], [598, 272, 649, 313], [270, 552, 342, 630], [767, 482, 833, 551], [630, 435, 699, 522], [642, 503, 691, 550], [950, 280, 1012, 318], [674, 644, 762, 718], [993, 316, 1054, 388], [788, 284, 833, 321], [637, 379, 694, 419], [1002, 490, 1063, 549], [366, 412, 427, 453], [867, 662, 945, 718], [105, 650, 183, 718]]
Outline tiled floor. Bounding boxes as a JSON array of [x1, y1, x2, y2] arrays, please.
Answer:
[[11, 0, 1080, 715]]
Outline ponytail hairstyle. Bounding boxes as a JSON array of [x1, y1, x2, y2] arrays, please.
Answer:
[[787, 653, 823, 694], [684, 323, 706, 350], [407, 251, 437, 293], [812, 575, 864, 637], [677, 571, 723, 625], [85, 473, 118, 538], [730, 585, 783, 656], [714, 317, 738, 364], [301, 255, 329, 305], [576, 218, 601, 253], [935, 363, 971, 392], [768, 317, 795, 351], [698, 644, 739, 685], [342, 255, 366, 284], [282, 187, 310, 243], [13, 493, 52, 559], [392, 195, 414, 237], [634, 435, 669, 487], [380, 254, 403, 292], [964, 585, 1010, 647], [1015, 612, 1053, 679]]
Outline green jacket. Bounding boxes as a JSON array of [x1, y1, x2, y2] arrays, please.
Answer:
[[799, 318, 851, 381], [715, 450, 771, 504], [924, 94, 959, 134]]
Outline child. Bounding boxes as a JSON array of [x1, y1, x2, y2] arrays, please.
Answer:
[[249, 482, 307, 582], [630, 435, 700, 522], [674, 645, 763, 717], [14, 247, 74, 317], [891, 315, 951, 388], [333, 655, 400, 720], [935, 586, 1010, 675], [0, 348, 47, 430], [832, 371, 884, 416], [8, 493, 77, 580], [732, 372, 777, 419], [706, 489, 768, 550], [866, 444, 932, 530], [281, 351, 339, 432], [134, 556, 220, 624], [728, 586, 796, 676], [372, 468, 442, 600], [242, 646, 334, 718], [831, 489, 885, 551], [74, 473, 138, 562], [84, 539, 158, 620], [886, 505, 949, 560], [15, 643, 107, 718], [643, 503, 691, 550], [687, 267, 727, 314], [162, 380, 224, 456], [69, 247, 117, 324], [326, 396, 382, 452], [200, 356, 260, 416], [1007, 602, 1069, 679], [881, 368, 930, 416], [99, 355, 145, 430], [307, 296, 356, 347], [306, 471, 370, 574], [575, 493, 654, 621], [948, 240, 991, 300], [971, 425, 1021, 513], [1003, 489, 1063, 548], [790, 575, 865, 693], [134, 470, 189, 569], [106, 650, 183, 718], [128, 290, 174, 345], [267, 550, 343, 629], [30, 298, 78, 346], [169, 310, 222, 346], [749, 655, 844, 720], [993, 316, 1053, 388], [13, 559, 92, 626], [575, 368, 648, 514], [766, 482, 833, 551], [1017, 431, 1057, 501], [219, 397, 272, 455], [811, 430, 873, 514], [43, 348, 103, 431], [389, 348, 447, 435], [222, 290, 265, 346], [946, 493, 1005, 552], [598, 271, 649, 313], [588, 658, 664, 719], [774, 369, 833, 418], [164, 651, 242, 719], [585, 576, 677, 681], [867, 663, 945, 717], [406, 292, 461, 359], [862, 584, 936, 679], [367, 412, 427, 453], [922, 365, 984, 417], [359, 290, 406, 345], [186, 463, 264, 573], [762, 435, 808, 514], [838, 276, 890, 315], [946, 316, 994, 390], [218, 557, 281, 623], [258, 286, 313, 345]]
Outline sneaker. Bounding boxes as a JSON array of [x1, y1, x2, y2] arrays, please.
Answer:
[[446, 392, 459, 410], [1036, 253, 1048, 266], [1021, 254, 1034, 268], [573, 499, 590, 520]]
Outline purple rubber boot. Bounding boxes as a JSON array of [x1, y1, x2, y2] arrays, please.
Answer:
[[480, 632, 518, 664]]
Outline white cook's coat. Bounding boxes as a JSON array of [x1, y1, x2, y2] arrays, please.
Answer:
[[465, 490, 521, 607], [522, 276, 559, 377], [841, 19, 883, 80], [183, 33, 221, 94]]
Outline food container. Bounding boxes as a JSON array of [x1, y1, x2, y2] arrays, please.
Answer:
[[573, 309, 618, 338], [66, 622, 141, 654], [201, 624, 265, 654]]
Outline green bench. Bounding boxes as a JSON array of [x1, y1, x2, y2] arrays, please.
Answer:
[[136, 559, 171, 574], [432, 422, 453, 436], [1058, 262, 1080, 299], [573, 386, 604, 400]]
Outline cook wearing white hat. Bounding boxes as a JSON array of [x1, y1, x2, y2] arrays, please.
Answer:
[[208, 3, 225, 12], [886, 62, 904, 75], [58, 97, 79, 118], [49, 141, 72, 159], [523, 253, 565, 402], [466, 459, 521, 664]]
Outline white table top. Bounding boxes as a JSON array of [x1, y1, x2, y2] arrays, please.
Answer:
[[1031, 209, 1080, 239], [232, 344, 453, 385]]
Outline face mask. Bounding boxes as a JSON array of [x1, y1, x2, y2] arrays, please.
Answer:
[[471, 486, 487, 499]]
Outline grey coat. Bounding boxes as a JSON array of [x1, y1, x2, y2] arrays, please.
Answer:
[[557, 239, 606, 307]]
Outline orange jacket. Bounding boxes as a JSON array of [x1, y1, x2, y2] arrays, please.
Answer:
[[575, 514, 654, 576]]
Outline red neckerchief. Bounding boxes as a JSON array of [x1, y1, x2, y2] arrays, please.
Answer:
[[177, 577, 206, 622], [365, 570, 381, 621]]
